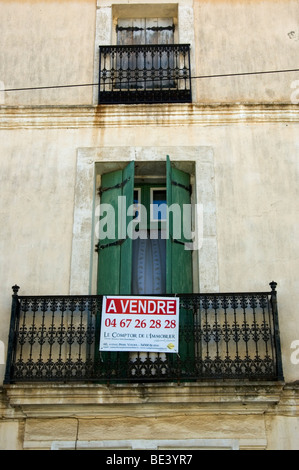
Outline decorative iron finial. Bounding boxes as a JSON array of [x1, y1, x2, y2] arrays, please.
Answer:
[[12, 285, 20, 295], [269, 281, 277, 292]]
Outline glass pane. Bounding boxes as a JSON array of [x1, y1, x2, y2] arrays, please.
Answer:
[[133, 189, 140, 219], [152, 189, 167, 220]]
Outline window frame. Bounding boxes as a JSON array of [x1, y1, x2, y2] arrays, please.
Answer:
[[70, 146, 217, 297]]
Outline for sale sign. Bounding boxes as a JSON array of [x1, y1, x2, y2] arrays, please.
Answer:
[[99, 296, 180, 353]]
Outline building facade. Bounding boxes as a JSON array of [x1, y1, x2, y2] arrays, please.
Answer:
[[0, 0, 299, 450]]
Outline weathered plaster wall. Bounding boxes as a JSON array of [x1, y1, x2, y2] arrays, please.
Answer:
[[193, 0, 299, 103], [1, 0, 299, 105], [0, 0, 96, 105]]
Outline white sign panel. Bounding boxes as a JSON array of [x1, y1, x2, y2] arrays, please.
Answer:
[[99, 296, 180, 353]]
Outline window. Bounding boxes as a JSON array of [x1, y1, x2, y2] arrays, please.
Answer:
[[71, 146, 215, 299], [132, 184, 167, 295], [94, 2, 195, 104], [98, 8, 191, 104], [151, 187, 167, 221], [97, 156, 193, 296], [116, 18, 175, 46]]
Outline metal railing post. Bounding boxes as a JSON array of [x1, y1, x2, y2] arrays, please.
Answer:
[[4, 285, 20, 384], [98, 46, 102, 104], [270, 281, 284, 381]]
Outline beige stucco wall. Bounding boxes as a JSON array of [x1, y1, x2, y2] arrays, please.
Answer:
[[193, 0, 299, 103], [1, 0, 299, 105], [0, 0, 96, 105], [266, 415, 299, 450]]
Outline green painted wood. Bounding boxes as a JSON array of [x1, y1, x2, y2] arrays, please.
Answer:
[[120, 161, 135, 294], [97, 162, 134, 295], [166, 155, 192, 294], [96, 158, 195, 381], [96, 162, 134, 380], [166, 156, 194, 378], [97, 169, 123, 295]]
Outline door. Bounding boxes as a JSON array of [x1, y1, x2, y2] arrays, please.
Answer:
[[96, 157, 194, 380]]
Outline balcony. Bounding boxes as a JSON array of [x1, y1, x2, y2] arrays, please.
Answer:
[[4, 283, 283, 384], [98, 44, 192, 105]]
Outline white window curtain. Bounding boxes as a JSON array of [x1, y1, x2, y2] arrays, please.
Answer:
[[132, 230, 166, 295]]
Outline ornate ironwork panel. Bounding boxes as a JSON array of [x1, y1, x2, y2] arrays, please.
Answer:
[[4, 284, 283, 384], [98, 44, 192, 104]]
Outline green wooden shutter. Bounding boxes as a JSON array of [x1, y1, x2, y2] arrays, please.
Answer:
[[97, 161, 134, 295], [166, 155, 193, 294], [166, 155, 194, 378], [96, 161, 134, 380]]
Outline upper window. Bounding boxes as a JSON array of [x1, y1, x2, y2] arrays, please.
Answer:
[[116, 18, 175, 45], [98, 12, 192, 104]]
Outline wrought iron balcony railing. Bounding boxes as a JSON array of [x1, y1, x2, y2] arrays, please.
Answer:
[[98, 44, 192, 104], [4, 283, 283, 384]]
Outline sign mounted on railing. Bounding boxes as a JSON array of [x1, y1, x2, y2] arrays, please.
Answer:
[[99, 296, 180, 353]]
